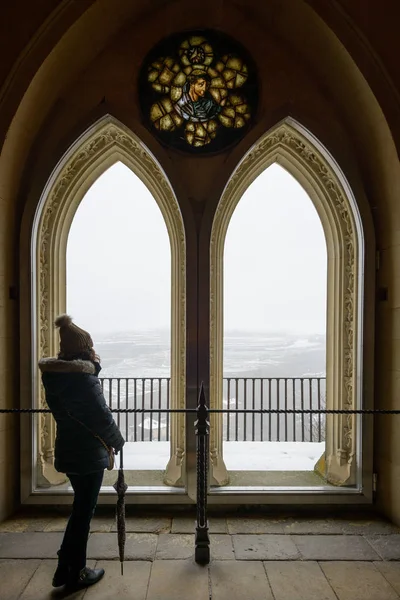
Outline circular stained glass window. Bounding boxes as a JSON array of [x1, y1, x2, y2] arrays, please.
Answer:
[[139, 30, 258, 154]]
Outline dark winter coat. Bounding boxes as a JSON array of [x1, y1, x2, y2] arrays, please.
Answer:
[[38, 358, 125, 475]]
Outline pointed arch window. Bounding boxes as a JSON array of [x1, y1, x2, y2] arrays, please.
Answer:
[[28, 117, 186, 495], [210, 119, 370, 493]]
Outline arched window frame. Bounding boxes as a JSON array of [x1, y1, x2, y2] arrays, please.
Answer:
[[210, 118, 372, 493], [29, 116, 186, 492]]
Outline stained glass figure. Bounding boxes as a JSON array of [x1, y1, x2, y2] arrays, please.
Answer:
[[139, 31, 257, 153]]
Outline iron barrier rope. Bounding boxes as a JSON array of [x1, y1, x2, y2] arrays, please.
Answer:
[[2, 408, 400, 414], [3, 401, 400, 566]]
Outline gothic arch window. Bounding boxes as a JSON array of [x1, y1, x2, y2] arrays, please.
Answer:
[[30, 117, 186, 491], [222, 163, 327, 476], [210, 119, 368, 491]]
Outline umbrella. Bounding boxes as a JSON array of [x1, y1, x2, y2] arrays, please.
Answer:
[[113, 446, 128, 575]]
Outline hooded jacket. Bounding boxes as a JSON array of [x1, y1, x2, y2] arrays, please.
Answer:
[[38, 358, 125, 475]]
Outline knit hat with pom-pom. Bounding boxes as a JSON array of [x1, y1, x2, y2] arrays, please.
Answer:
[[55, 314, 93, 357]]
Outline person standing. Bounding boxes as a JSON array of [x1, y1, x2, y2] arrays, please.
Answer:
[[39, 314, 125, 590]]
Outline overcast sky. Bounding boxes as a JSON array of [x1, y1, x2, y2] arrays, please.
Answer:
[[224, 163, 327, 334], [67, 161, 326, 336]]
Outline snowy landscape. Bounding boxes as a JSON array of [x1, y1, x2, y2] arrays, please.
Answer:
[[95, 329, 326, 380], [93, 329, 326, 472]]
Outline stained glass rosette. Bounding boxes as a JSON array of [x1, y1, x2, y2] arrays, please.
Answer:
[[143, 32, 256, 151]]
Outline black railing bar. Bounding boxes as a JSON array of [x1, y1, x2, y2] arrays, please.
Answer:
[[244, 379, 247, 442], [252, 379, 255, 442], [260, 378, 264, 441], [0, 408, 198, 414], [98, 376, 327, 382], [293, 378, 296, 443], [108, 378, 112, 411], [166, 378, 170, 442], [133, 379, 137, 442], [125, 379, 129, 442], [117, 378, 121, 430], [235, 378, 239, 441], [158, 378, 162, 441], [277, 378, 280, 442], [227, 378, 231, 442], [209, 408, 400, 414], [317, 377, 322, 440], [195, 382, 210, 564], [267, 378, 272, 442], [141, 378, 145, 442], [284, 378, 288, 441], [300, 378, 304, 442], [215, 376, 327, 381], [309, 378, 313, 443], [4, 408, 400, 414], [150, 378, 154, 441]]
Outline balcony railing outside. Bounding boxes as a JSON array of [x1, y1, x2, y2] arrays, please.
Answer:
[[100, 376, 326, 443], [223, 377, 326, 443], [99, 377, 171, 442]]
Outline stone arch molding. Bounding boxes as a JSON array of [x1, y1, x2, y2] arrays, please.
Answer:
[[34, 115, 186, 487], [210, 118, 364, 487]]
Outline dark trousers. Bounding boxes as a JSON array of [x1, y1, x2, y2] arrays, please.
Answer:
[[59, 470, 104, 573]]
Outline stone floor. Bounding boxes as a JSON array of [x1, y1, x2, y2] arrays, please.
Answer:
[[99, 468, 326, 487], [1, 508, 400, 599]]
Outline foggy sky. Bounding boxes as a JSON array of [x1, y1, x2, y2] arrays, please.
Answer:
[[67, 161, 326, 336], [224, 163, 327, 334]]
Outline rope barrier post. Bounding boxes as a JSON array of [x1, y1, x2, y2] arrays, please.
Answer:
[[195, 382, 210, 564]]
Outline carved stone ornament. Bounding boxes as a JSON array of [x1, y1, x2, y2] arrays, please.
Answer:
[[210, 120, 360, 486], [36, 117, 186, 487]]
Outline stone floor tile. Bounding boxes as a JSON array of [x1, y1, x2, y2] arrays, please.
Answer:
[[210, 560, 273, 599], [87, 532, 157, 560], [321, 561, 399, 600], [336, 519, 400, 535], [43, 516, 69, 532], [232, 534, 299, 560], [42, 515, 113, 533], [84, 560, 151, 599], [171, 516, 227, 533], [265, 561, 337, 600], [111, 516, 171, 533], [0, 532, 62, 558], [19, 560, 95, 600], [293, 534, 380, 560], [0, 515, 54, 533], [375, 562, 400, 594], [155, 533, 194, 559], [209, 518, 229, 534], [146, 560, 209, 600], [0, 518, 29, 533], [227, 517, 285, 534], [211, 534, 235, 560], [283, 518, 344, 535], [90, 515, 113, 533], [367, 535, 400, 560], [0, 559, 41, 600]]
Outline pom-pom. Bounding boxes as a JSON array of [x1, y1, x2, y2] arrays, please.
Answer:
[[54, 314, 73, 328]]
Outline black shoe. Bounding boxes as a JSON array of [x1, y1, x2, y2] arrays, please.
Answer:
[[66, 567, 105, 589], [52, 565, 69, 587]]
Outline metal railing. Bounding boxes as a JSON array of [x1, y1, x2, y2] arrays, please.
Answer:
[[100, 377, 171, 442], [223, 377, 326, 442], [100, 376, 326, 443], [3, 385, 400, 565]]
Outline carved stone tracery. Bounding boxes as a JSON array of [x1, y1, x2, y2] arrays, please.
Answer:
[[210, 121, 360, 486], [36, 118, 186, 487]]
